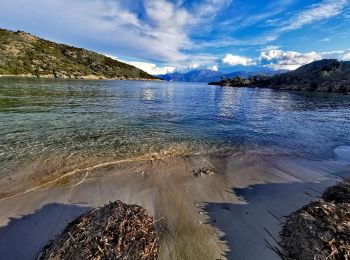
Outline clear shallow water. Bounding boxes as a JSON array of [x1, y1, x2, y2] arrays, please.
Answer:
[[1, 78, 350, 174]]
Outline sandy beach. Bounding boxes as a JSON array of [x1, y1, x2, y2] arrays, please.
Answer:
[[0, 147, 349, 260], [1, 5, 350, 258]]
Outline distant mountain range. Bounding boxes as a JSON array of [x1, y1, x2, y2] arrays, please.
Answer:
[[209, 59, 350, 93], [0, 28, 155, 80], [156, 68, 286, 82]]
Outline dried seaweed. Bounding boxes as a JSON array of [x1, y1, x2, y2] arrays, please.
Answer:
[[280, 179, 350, 260], [323, 178, 350, 204], [39, 201, 159, 260], [192, 168, 215, 177]]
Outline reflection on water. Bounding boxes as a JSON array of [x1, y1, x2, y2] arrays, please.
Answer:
[[141, 88, 156, 101], [217, 86, 240, 118], [1, 78, 350, 176]]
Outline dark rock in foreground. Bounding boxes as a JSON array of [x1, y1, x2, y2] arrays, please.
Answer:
[[39, 201, 159, 260], [209, 59, 350, 93], [280, 178, 350, 260]]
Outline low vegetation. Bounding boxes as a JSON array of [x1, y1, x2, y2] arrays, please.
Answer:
[[0, 29, 156, 80]]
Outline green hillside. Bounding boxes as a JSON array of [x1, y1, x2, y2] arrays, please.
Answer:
[[0, 29, 156, 80]]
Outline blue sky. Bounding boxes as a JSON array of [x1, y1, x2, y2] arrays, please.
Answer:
[[1, 0, 350, 74]]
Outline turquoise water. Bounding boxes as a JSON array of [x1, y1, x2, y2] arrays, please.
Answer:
[[1, 78, 350, 174]]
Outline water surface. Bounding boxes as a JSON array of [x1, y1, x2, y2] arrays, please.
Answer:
[[1, 78, 350, 175]]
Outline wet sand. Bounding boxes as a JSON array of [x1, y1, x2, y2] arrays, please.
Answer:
[[0, 148, 349, 260]]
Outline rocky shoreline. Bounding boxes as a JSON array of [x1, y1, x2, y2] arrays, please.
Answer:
[[209, 59, 350, 94], [0, 74, 162, 81]]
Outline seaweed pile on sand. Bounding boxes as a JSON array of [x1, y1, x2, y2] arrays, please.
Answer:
[[280, 178, 350, 260], [39, 201, 160, 260], [192, 167, 215, 177]]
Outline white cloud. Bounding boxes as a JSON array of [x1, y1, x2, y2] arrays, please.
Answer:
[[207, 65, 218, 71], [260, 49, 322, 70], [189, 64, 199, 69], [320, 50, 345, 55], [260, 49, 285, 61], [126, 53, 220, 74], [320, 37, 331, 42], [123, 61, 176, 75], [0, 0, 231, 65], [222, 54, 256, 66], [259, 0, 348, 43], [105, 55, 176, 74], [263, 45, 282, 51], [279, 0, 347, 32], [1, 0, 346, 69], [343, 52, 350, 61], [194, 0, 233, 18], [183, 54, 219, 69], [191, 0, 348, 49], [218, 1, 295, 31]]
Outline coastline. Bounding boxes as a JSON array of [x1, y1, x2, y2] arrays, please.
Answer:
[[208, 60, 350, 94], [0, 74, 162, 81], [208, 82, 350, 95], [0, 148, 349, 259]]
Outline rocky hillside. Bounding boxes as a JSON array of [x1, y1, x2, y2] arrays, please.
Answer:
[[209, 59, 350, 93], [0, 29, 156, 80], [270, 59, 350, 92]]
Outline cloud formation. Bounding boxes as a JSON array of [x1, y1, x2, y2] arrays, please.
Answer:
[[0, 0, 230, 65], [190, 0, 349, 50], [124, 61, 176, 75], [343, 52, 350, 61], [264, 0, 348, 41], [222, 54, 256, 66], [260, 49, 322, 70], [279, 0, 347, 32], [207, 65, 219, 71], [0, 0, 348, 71]]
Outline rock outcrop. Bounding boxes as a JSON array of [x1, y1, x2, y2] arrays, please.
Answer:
[[209, 59, 350, 93]]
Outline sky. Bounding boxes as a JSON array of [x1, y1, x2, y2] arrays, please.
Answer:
[[1, 0, 350, 74]]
